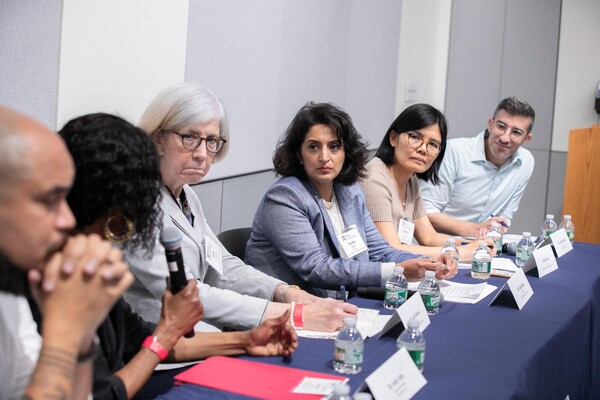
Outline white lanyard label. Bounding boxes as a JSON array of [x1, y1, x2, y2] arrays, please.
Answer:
[[205, 235, 223, 275], [337, 224, 368, 259], [397, 218, 415, 244]]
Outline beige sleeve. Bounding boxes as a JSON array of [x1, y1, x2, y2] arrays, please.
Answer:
[[359, 159, 395, 223]]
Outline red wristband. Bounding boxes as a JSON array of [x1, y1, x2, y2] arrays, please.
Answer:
[[142, 336, 168, 361], [293, 303, 304, 329]]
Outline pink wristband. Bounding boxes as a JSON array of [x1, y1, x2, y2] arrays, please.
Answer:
[[142, 336, 168, 361], [293, 303, 304, 329]]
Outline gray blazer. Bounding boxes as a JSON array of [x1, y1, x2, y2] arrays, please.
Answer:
[[124, 185, 284, 331], [245, 177, 420, 297]]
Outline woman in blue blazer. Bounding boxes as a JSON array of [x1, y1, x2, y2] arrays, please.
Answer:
[[245, 103, 457, 298]]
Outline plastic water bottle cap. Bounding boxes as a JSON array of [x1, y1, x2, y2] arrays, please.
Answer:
[[446, 238, 455, 245], [564, 215, 571, 220], [546, 214, 554, 219], [334, 383, 350, 395], [424, 270, 435, 278], [491, 222, 500, 228], [479, 241, 487, 247], [393, 265, 405, 274], [343, 316, 357, 327], [523, 232, 531, 237]]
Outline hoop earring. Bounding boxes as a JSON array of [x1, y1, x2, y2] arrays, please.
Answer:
[[103, 215, 134, 244]]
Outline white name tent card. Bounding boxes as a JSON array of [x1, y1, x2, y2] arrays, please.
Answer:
[[533, 244, 558, 278], [364, 347, 427, 400], [489, 268, 533, 310], [522, 236, 558, 277], [550, 228, 573, 258], [376, 293, 430, 338]]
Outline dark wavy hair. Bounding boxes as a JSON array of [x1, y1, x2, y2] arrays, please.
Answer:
[[375, 103, 447, 184], [59, 113, 162, 254], [273, 102, 369, 185]]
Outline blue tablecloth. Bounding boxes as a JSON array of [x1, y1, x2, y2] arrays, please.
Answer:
[[138, 242, 600, 400]]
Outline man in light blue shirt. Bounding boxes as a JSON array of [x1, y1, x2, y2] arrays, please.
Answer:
[[419, 97, 535, 237]]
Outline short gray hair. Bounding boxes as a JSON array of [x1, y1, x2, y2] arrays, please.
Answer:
[[139, 82, 230, 162]]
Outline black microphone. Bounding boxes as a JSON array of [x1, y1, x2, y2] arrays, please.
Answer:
[[160, 226, 194, 338], [502, 242, 517, 256]]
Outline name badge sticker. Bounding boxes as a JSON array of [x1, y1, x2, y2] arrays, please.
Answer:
[[337, 225, 368, 259], [398, 219, 415, 245], [205, 235, 223, 275]]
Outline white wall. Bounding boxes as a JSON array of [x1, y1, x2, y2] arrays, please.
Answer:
[[57, 0, 189, 130], [395, 0, 452, 114], [552, 0, 600, 152]]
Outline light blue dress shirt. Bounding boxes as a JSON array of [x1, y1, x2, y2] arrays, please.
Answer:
[[419, 130, 534, 225]]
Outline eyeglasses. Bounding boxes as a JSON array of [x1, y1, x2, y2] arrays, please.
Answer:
[[403, 132, 442, 155], [163, 131, 227, 153], [491, 120, 527, 139]]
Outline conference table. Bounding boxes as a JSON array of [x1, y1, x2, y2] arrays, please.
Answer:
[[137, 242, 600, 399]]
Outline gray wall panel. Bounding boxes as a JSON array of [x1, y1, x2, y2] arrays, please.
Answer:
[[220, 171, 278, 233], [445, 0, 506, 138], [191, 180, 224, 234], [510, 149, 549, 235], [546, 151, 567, 220], [501, 0, 561, 151], [0, 1, 61, 129]]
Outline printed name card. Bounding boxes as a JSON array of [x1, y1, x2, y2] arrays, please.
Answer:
[[506, 268, 534, 309], [397, 293, 430, 332], [376, 293, 430, 338], [489, 268, 533, 310], [532, 244, 558, 278], [550, 228, 573, 258], [365, 347, 427, 400]]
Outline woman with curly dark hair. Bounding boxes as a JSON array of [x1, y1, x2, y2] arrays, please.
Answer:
[[57, 113, 297, 400], [245, 103, 457, 298]]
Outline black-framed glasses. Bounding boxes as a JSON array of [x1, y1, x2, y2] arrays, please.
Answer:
[[403, 131, 442, 155], [163, 131, 227, 153]]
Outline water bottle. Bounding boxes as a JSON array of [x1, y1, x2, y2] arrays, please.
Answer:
[[515, 232, 533, 268], [471, 241, 492, 279], [486, 222, 503, 256], [559, 214, 575, 243], [440, 238, 459, 264], [353, 394, 373, 400], [329, 383, 352, 400], [417, 270, 440, 315], [396, 318, 426, 372], [383, 265, 408, 309], [333, 317, 364, 374], [540, 214, 558, 239]]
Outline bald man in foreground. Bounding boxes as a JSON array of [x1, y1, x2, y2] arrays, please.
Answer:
[[0, 106, 132, 399]]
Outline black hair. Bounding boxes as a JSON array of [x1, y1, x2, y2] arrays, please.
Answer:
[[273, 102, 369, 185], [375, 103, 448, 184], [59, 113, 162, 254]]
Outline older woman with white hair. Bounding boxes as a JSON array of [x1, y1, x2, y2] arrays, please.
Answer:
[[124, 82, 357, 333]]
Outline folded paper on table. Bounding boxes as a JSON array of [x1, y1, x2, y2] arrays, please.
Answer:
[[175, 356, 347, 400]]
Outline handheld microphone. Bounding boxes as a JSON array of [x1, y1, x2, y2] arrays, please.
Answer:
[[160, 226, 194, 338], [502, 242, 517, 256]]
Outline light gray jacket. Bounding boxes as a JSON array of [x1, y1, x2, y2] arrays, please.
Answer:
[[124, 185, 284, 331]]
